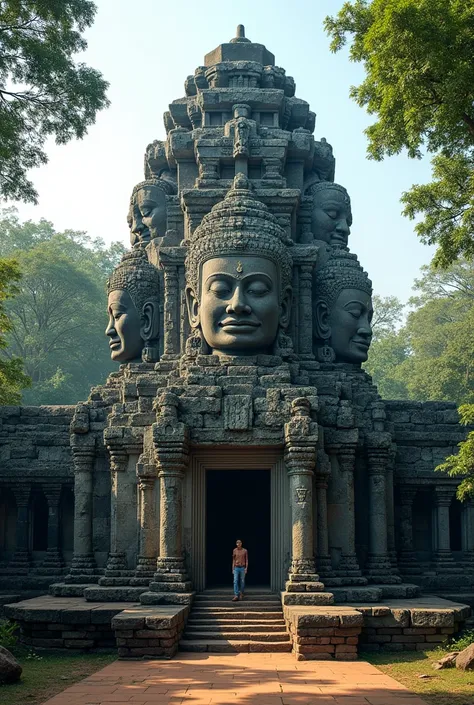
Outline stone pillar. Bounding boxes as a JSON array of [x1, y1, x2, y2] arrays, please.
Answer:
[[397, 486, 421, 575], [34, 484, 65, 575], [148, 393, 192, 599], [284, 398, 326, 594], [433, 485, 456, 572], [314, 450, 333, 576], [162, 264, 179, 357], [462, 499, 474, 570], [365, 446, 400, 583], [331, 444, 365, 582], [7, 485, 31, 574], [131, 455, 158, 585], [298, 264, 314, 358], [386, 451, 398, 571], [100, 446, 134, 583], [66, 445, 98, 582]]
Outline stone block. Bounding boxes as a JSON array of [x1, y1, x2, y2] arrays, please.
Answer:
[[296, 644, 335, 654], [410, 610, 455, 628], [223, 395, 253, 430], [111, 614, 145, 630]]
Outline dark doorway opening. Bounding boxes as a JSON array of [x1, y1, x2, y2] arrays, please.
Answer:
[[206, 469, 271, 588]]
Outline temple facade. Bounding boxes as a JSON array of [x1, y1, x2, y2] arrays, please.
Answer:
[[1, 27, 473, 658]]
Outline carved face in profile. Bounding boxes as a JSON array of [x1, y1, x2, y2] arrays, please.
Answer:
[[127, 184, 167, 247], [315, 288, 373, 364], [106, 290, 159, 363], [311, 187, 352, 247], [186, 255, 291, 357]]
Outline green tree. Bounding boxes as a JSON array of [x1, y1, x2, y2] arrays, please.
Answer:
[[0, 1, 109, 203], [324, 0, 474, 266], [0, 257, 30, 403], [364, 294, 409, 398], [0, 208, 125, 404], [437, 404, 474, 499]]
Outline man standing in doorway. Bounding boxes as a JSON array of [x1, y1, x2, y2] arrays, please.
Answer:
[[232, 539, 248, 601]]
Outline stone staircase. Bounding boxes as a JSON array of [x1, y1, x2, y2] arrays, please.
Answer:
[[179, 588, 292, 653]]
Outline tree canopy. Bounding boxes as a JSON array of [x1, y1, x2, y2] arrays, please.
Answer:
[[0, 255, 30, 403], [0, 208, 125, 404], [0, 0, 109, 203], [325, 0, 474, 266]]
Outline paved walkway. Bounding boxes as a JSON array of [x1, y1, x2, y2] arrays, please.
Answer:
[[42, 653, 428, 705]]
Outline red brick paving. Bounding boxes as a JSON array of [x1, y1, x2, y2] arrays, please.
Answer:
[[42, 653, 429, 704]]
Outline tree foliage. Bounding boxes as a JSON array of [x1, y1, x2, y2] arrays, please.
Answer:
[[437, 404, 474, 499], [325, 0, 474, 266], [0, 208, 125, 404], [0, 0, 109, 202], [0, 255, 30, 403]]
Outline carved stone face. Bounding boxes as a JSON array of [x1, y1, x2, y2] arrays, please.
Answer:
[[311, 188, 352, 246], [186, 255, 291, 357], [328, 288, 373, 363], [127, 185, 167, 246], [105, 290, 143, 362]]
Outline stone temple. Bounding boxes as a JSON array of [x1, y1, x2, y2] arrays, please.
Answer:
[[1, 27, 473, 659]]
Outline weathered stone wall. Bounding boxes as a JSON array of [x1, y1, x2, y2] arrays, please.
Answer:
[[284, 605, 363, 660]]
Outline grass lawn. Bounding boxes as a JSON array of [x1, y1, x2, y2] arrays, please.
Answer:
[[0, 649, 116, 705], [364, 648, 474, 705]]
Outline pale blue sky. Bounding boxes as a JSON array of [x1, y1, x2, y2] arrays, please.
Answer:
[[11, 0, 434, 302]]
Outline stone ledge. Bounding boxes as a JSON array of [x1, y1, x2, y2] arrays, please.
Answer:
[[112, 604, 189, 659]]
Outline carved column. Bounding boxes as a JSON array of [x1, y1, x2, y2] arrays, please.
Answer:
[[162, 264, 180, 357], [314, 451, 333, 576], [149, 393, 192, 597], [365, 445, 400, 583], [100, 446, 134, 582], [7, 485, 31, 574], [433, 485, 456, 571], [397, 486, 421, 575], [327, 441, 365, 582], [284, 398, 324, 592], [34, 484, 65, 575], [131, 455, 158, 584], [462, 499, 474, 570], [386, 449, 398, 571], [298, 264, 314, 358], [67, 445, 98, 581]]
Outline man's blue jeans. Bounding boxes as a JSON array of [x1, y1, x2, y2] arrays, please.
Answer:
[[233, 567, 245, 596]]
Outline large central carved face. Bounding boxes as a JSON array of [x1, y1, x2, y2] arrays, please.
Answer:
[[328, 288, 373, 363], [311, 187, 352, 247], [188, 255, 290, 357], [127, 185, 167, 246], [105, 290, 143, 363]]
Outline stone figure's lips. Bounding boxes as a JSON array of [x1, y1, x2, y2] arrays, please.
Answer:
[[219, 318, 260, 329], [352, 338, 370, 348], [109, 340, 121, 350]]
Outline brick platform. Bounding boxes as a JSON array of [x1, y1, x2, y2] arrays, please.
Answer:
[[112, 605, 189, 658], [41, 652, 429, 705], [284, 606, 363, 660]]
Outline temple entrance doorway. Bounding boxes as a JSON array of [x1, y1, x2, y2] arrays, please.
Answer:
[[205, 469, 271, 588]]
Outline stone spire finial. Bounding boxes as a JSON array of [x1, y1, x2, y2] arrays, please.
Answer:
[[231, 24, 251, 43]]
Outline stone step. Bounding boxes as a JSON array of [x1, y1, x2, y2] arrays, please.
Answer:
[[281, 592, 334, 606], [285, 581, 326, 592], [49, 583, 97, 598], [139, 591, 194, 606], [202, 588, 274, 594], [149, 581, 193, 592], [186, 616, 285, 632], [179, 639, 292, 653], [186, 621, 286, 632], [183, 630, 290, 641], [192, 609, 284, 619], [83, 586, 146, 602], [196, 593, 279, 602], [192, 600, 281, 609], [331, 586, 383, 603]]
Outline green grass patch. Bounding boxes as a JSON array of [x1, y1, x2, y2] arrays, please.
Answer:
[[0, 649, 116, 705], [364, 648, 474, 705]]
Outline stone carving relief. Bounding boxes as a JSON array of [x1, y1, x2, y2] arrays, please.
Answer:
[[127, 177, 176, 248], [312, 249, 373, 365], [106, 249, 161, 363], [305, 182, 352, 248], [185, 174, 293, 358]]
